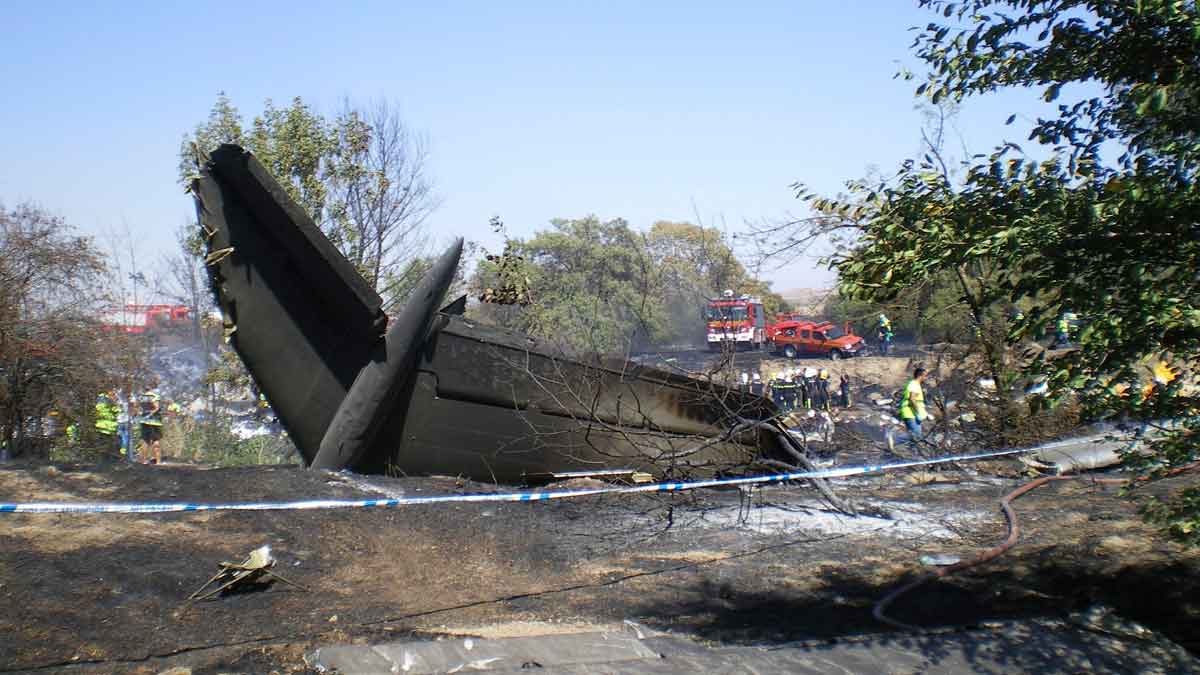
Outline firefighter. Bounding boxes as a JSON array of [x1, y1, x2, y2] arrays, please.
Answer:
[[785, 370, 801, 411], [94, 392, 120, 453], [801, 368, 818, 409], [839, 374, 852, 408], [773, 372, 796, 412], [138, 389, 164, 464], [815, 369, 832, 411], [877, 314, 894, 355], [739, 372, 750, 393], [769, 372, 785, 409], [898, 367, 931, 450], [750, 373, 764, 397]]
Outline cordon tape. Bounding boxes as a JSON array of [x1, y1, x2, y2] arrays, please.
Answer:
[[0, 435, 1125, 515]]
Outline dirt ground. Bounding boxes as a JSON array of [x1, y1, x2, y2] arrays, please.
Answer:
[[2, 459, 1199, 674]]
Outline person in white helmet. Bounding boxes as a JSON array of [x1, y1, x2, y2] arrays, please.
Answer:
[[750, 372, 764, 397]]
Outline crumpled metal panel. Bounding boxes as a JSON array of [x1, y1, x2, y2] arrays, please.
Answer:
[[194, 144, 780, 481]]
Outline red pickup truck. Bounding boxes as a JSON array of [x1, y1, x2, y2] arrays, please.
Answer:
[[769, 320, 866, 360]]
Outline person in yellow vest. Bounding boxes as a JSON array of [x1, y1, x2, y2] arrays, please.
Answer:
[[94, 392, 120, 454], [1053, 311, 1077, 348], [898, 367, 930, 449], [877, 314, 894, 355]]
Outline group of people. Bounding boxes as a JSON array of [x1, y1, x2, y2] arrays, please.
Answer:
[[739, 368, 852, 413], [94, 385, 181, 464]]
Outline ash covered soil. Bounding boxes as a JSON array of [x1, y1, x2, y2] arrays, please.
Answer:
[[2, 461, 1199, 674]]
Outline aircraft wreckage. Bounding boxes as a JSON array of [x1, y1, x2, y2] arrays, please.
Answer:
[[191, 144, 790, 482]]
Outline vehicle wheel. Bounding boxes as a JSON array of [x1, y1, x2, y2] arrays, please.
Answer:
[[829, 349, 842, 361], [783, 345, 797, 359]]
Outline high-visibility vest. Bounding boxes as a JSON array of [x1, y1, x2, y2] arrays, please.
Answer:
[[898, 379, 925, 420], [95, 402, 119, 435]]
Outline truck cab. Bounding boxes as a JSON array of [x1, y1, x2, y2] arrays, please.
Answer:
[[770, 320, 866, 360], [705, 292, 768, 351]]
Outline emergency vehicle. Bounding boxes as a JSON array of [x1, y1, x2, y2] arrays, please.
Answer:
[[705, 291, 769, 351], [769, 319, 866, 360], [99, 304, 191, 334]]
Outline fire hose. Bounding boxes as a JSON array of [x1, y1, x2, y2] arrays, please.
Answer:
[[873, 462, 1200, 631]]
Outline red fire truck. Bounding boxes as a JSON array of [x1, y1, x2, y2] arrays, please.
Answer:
[[705, 291, 769, 351], [99, 304, 191, 334]]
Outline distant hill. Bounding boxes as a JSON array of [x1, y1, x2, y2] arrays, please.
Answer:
[[778, 288, 834, 316]]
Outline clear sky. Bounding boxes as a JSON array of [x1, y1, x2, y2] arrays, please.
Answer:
[[1, 0, 1056, 292]]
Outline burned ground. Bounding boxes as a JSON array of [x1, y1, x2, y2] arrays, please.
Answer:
[[1, 461, 1198, 673]]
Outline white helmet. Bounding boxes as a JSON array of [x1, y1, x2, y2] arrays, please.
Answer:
[[741, 372, 749, 384], [804, 367, 817, 378], [752, 373, 761, 381]]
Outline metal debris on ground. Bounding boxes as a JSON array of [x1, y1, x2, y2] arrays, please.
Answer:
[[187, 545, 307, 601]]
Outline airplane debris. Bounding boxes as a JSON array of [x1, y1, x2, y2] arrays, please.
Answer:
[[187, 545, 306, 601], [192, 145, 789, 482], [1022, 441, 1127, 474]]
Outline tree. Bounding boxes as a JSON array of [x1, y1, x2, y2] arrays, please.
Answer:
[[246, 97, 332, 225], [647, 221, 788, 344], [787, 1, 1200, 542], [157, 221, 213, 345], [181, 94, 439, 307], [472, 217, 788, 353], [326, 99, 440, 311], [0, 203, 116, 459], [473, 216, 664, 354]]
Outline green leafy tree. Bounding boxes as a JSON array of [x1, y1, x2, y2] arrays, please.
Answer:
[[178, 91, 243, 188], [473, 216, 665, 354], [793, 0, 1200, 542], [472, 218, 787, 353], [647, 221, 789, 344], [180, 94, 438, 308], [246, 97, 332, 223]]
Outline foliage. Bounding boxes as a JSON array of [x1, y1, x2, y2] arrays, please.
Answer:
[[472, 217, 787, 353], [247, 97, 332, 223], [0, 203, 127, 459], [793, 0, 1200, 541], [472, 217, 662, 353], [162, 417, 298, 467], [824, 270, 975, 343], [648, 221, 789, 341], [181, 93, 439, 308]]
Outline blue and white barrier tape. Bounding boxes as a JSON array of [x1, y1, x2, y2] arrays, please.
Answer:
[[0, 446, 1038, 514]]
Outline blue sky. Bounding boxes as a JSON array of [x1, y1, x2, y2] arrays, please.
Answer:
[[1, 1, 1057, 291]]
